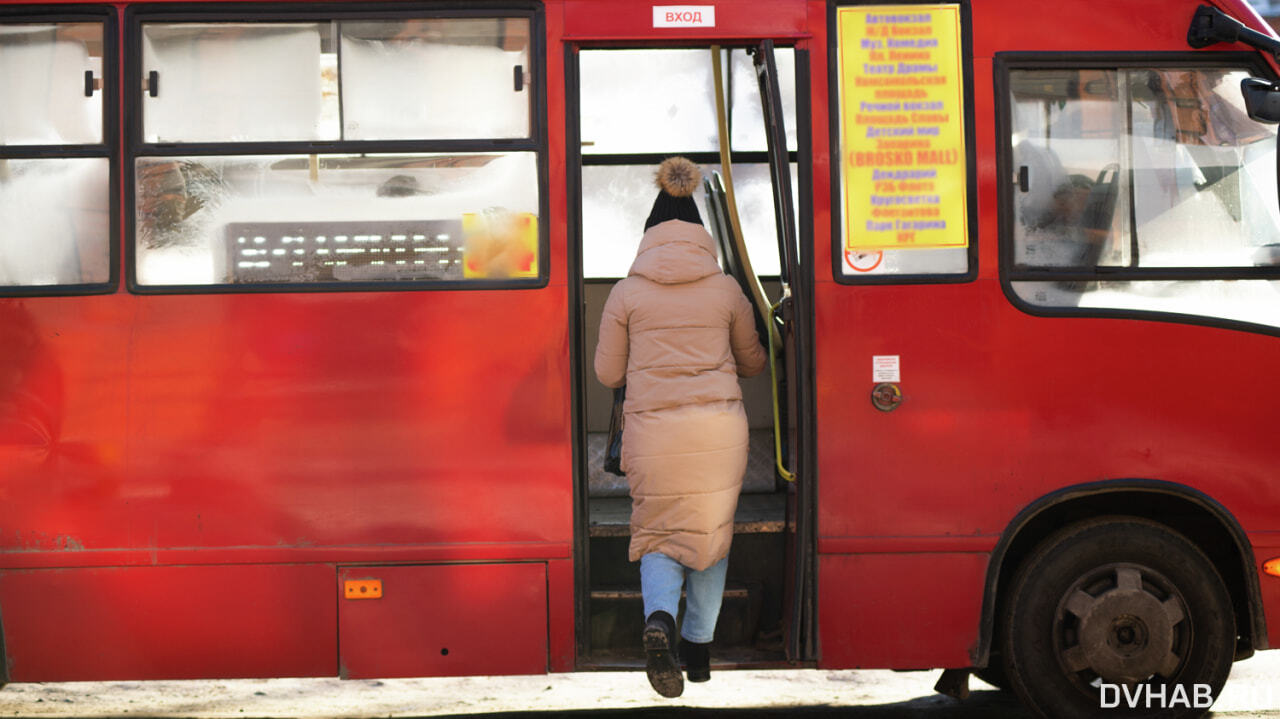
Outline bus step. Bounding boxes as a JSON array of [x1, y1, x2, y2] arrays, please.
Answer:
[[588, 583, 761, 651]]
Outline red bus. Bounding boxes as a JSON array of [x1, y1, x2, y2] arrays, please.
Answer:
[[1, 0, 1278, 716]]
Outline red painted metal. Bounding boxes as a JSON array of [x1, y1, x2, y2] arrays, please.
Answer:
[[819, 553, 987, 670], [0, 292, 573, 551], [546, 557, 576, 673], [0, 565, 336, 681], [0, 0, 1277, 684], [562, 0, 809, 41], [337, 563, 548, 679]]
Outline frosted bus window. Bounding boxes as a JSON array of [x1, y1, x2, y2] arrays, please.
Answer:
[[580, 50, 718, 155], [730, 48, 798, 153], [1006, 65, 1280, 331], [142, 23, 335, 143], [0, 23, 103, 145], [1009, 69, 1130, 268], [0, 158, 110, 286], [1009, 68, 1280, 271], [134, 152, 539, 286], [341, 19, 530, 140], [1128, 69, 1280, 268], [582, 163, 791, 278]]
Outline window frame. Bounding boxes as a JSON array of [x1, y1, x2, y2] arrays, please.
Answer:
[[576, 44, 800, 284], [123, 2, 549, 295], [995, 51, 1280, 337], [0, 5, 119, 297], [826, 0, 979, 286]]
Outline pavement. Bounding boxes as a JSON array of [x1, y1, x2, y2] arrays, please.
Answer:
[[0, 651, 1277, 718]]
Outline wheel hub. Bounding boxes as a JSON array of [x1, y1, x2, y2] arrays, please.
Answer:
[[1106, 614, 1150, 656], [1060, 565, 1187, 685]]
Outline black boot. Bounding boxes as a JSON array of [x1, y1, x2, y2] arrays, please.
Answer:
[[681, 640, 711, 682], [642, 611, 684, 698]]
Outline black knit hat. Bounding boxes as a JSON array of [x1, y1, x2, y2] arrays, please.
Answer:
[[644, 157, 703, 230]]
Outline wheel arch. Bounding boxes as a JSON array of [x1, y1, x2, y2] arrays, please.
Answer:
[[973, 479, 1268, 667]]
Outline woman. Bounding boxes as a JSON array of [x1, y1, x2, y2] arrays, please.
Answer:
[[594, 156, 767, 698]]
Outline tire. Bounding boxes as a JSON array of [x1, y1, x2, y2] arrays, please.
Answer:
[[1001, 517, 1234, 719]]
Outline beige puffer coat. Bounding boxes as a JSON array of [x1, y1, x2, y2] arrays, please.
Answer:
[[594, 219, 767, 571]]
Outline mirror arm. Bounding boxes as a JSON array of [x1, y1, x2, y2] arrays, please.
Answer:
[[1188, 4, 1280, 58]]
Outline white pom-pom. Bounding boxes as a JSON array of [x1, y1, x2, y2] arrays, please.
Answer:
[[655, 157, 701, 198]]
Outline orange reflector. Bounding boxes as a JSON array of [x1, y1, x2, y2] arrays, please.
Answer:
[[1264, 558, 1280, 578], [344, 579, 383, 599]]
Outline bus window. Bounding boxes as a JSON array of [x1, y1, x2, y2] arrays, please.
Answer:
[[579, 48, 793, 279], [134, 152, 538, 285], [141, 20, 530, 144], [0, 21, 111, 290], [1, 22, 103, 144], [142, 23, 335, 143], [340, 19, 530, 141], [132, 13, 540, 290], [729, 48, 798, 154], [1005, 64, 1280, 330]]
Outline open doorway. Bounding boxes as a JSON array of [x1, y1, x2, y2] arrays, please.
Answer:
[[569, 45, 806, 669]]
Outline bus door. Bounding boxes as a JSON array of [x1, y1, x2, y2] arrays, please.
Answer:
[[752, 39, 817, 664], [568, 37, 816, 666]]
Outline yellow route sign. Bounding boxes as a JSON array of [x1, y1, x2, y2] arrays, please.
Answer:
[[837, 5, 968, 252]]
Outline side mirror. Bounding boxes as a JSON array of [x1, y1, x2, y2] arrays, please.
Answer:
[[1188, 5, 1280, 54], [1241, 78, 1280, 123], [1240, 77, 1280, 221]]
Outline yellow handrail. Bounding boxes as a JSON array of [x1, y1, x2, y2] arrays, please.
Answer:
[[711, 46, 794, 484], [769, 298, 796, 483]]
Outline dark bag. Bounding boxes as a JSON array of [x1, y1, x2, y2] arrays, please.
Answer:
[[604, 386, 626, 476]]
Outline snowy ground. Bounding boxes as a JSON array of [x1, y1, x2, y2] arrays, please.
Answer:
[[0, 652, 1276, 718]]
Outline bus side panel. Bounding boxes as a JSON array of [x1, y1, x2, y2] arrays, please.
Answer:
[[817, 285, 1280, 538], [338, 563, 547, 679], [1, 290, 572, 558], [972, 0, 1218, 55], [0, 287, 572, 678], [818, 552, 986, 669], [0, 296, 129, 542], [815, 281, 1280, 665], [0, 564, 335, 681]]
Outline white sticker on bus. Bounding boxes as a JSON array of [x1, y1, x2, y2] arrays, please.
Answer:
[[653, 5, 716, 27], [873, 355, 901, 383]]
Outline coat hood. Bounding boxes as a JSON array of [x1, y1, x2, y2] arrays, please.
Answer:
[[627, 219, 722, 285]]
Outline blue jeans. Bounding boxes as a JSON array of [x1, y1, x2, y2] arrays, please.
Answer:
[[640, 552, 729, 644]]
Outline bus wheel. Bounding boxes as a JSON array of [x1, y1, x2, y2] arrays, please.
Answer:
[[1001, 517, 1234, 719]]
